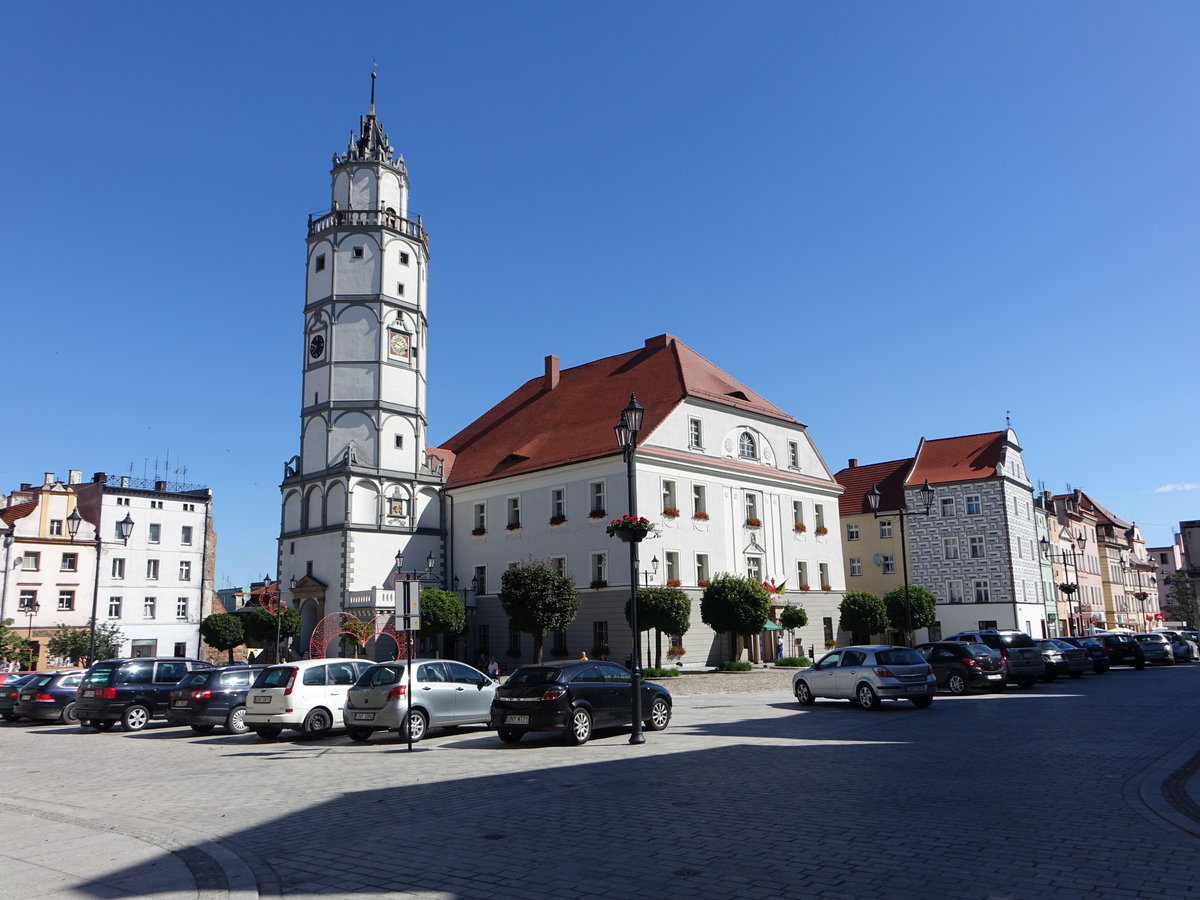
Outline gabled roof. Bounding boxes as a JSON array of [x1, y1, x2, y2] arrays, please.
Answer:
[[439, 334, 799, 489], [1076, 491, 1130, 530], [906, 431, 1005, 486], [834, 458, 913, 516], [1, 500, 38, 528]]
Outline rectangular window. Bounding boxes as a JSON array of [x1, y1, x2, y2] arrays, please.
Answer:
[[315, 253, 326, 272], [179, 561, 192, 581], [49, 519, 63, 536], [551, 488, 566, 520], [592, 621, 609, 656], [966, 495, 982, 515], [688, 417, 703, 449], [846, 522, 859, 541], [974, 580, 990, 603], [352, 245, 364, 259], [879, 520, 893, 539], [745, 492, 760, 523], [788, 441, 799, 468], [507, 629, 521, 655], [176, 598, 188, 620], [473, 503, 485, 532], [399, 251, 410, 265], [692, 484, 707, 517], [148, 523, 161, 543], [849, 557, 862, 576], [591, 553, 607, 586], [111, 557, 125, 579], [173, 641, 188, 657], [662, 480, 677, 514], [969, 536, 985, 559], [147, 559, 160, 580], [474, 565, 486, 594], [182, 503, 195, 512], [793, 501, 805, 530], [18, 590, 36, 611], [181, 525, 193, 546], [665, 551, 680, 584], [695, 553, 709, 584], [882, 555, 896, 574], [590, 482, 606, 515], [823, 617, 834, 643], [150, 501, 163, 510], [947, 580, 964, 604], [943, 537, 959, 560], [818, 563, 830, 589], [21, 552, 40, 571], [550, 556, 566, 577], [144, 597, 157, 619], [815, 504, 826, 532], [507, 497, 521, 529], [57, 591, 74, 611], [747, 556, 763, 581], [108, 596, 122, 618], [797, 561, 808, 587], [396, 282, 405, 295], [61, 552, 78, 572], [940, 497, 955, 517]]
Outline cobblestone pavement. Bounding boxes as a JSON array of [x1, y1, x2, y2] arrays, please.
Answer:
[[3, 663, 1200, 899]]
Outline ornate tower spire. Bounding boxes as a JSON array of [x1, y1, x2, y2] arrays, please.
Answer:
[[338, 69, 402, 167]]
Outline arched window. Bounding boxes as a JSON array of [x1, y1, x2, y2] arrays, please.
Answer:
[[738, 432, 757, 459]]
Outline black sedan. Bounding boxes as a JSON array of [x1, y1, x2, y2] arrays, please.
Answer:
[[915, 641, 1006, 693], [13, 670, 86, 724], [489, 660, 671, 745], [165, 665, 265, 735], [1037, 640, 1090, 679], [1057, 637, 1110, 674]]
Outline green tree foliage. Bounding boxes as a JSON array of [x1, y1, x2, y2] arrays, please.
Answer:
[[700, 574, 772, 660], [882, 585, 938, 639], [416, 589, 467, 645], [625, 586, 691, 667], [243, 607, 302, 662], [499, 559, 580, 664], [838, 591, 888, 644], [47, 623, 91, 666], [1166, 572, 1197, 627], [0, 618, 29, 666], [779, 605, 808, 631], [340, 617, 374, 657], [92, 623, 124, 662], [200, 613, 245, 664]]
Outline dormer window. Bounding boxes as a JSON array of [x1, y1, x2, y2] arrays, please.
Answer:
[[738, 432, 757, 460]]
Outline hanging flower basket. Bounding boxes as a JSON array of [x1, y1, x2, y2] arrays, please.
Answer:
[[606, 515, 660, 543]]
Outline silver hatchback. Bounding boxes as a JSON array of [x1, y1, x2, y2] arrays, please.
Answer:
[[793, 645, 936, 710], [343, 659, 497, 743]]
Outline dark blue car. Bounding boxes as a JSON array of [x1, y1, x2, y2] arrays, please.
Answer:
[[13, 670, 87, 724]]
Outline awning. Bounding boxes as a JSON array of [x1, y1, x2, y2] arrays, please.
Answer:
[[762, 621, 784, 631]]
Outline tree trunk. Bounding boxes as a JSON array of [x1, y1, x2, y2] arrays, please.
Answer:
[[654, 629, 662, 669], [533, 631, 544, 665]]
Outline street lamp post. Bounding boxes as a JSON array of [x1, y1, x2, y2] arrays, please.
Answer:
[[1040, 531, 1088, 635], [67, 507, 134, 666], [614, 393, 647, 745], [866, 479, 935, 646], [639, 556, 659, 669], [395, 549, 434, 753]]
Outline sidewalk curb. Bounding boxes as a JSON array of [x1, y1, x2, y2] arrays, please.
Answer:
[[1127, 727, 1200, 840]]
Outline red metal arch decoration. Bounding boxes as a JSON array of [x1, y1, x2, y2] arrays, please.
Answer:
[[308, 611, 412, 660]]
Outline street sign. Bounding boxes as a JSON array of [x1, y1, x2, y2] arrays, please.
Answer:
[[394, 582, 421, 617], [401, 615, 421, 632]]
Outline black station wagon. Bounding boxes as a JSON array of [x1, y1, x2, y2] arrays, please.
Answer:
[[75, 657, 214, 731]]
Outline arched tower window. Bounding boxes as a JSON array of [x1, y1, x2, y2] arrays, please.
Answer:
[[738, 432, 757, 460]]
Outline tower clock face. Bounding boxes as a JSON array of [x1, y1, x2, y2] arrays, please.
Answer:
[[309, 335, 325, 359], [388, 330, 410, 359]]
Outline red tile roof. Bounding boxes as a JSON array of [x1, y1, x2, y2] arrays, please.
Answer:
[[834, 458, 913, 516], [1, 500, 38, 528], [906, 431, 1005, 486], [439, 335, 799, 489]]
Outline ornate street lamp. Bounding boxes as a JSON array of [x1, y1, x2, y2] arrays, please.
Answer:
[[866, 479, 935, 645], [67, 506, 134, 666], [614, 393, 647, 745]]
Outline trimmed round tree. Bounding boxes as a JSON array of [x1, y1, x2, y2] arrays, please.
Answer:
[[700, 574, 772, 661], [200, 612, 245, 664], [882, 585, 937, 643], [625, 586, 691, 668], [416, 589, 467, 656], [499, 559, 581, 664], [242, 606, 302, 662], [838, 591, 888, 645]]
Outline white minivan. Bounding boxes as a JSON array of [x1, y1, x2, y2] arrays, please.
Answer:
[[244, 658, 372, 739]]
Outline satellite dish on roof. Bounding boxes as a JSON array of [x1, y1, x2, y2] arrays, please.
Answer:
[[872, 554, 884, 565]]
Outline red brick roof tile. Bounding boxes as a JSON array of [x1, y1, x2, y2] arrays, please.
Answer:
[[834, 458, 913, 516], [906, 431, 1005, 486], [1, 500, 38, 528]]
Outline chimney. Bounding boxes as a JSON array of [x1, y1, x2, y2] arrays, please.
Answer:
[[544, 355, 560, 391], [68, 470, 82, 484], [44, 472, 55, 485], [848, 458, 858, 468], [93, 472, 108, 484]]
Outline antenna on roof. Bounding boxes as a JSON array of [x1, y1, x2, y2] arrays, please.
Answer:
[[1005, 410, 1012, 429]]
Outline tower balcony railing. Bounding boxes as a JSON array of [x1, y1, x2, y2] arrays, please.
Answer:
[[307, 209, 428, 245], [345, 588, 397, 610]]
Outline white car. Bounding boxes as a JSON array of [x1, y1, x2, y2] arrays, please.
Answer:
[[1155, 631, 1198, 662], [244, 658, 373, 739], [343, 659, 497, 743]]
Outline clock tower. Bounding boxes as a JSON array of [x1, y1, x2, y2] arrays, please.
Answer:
[[279, 75, 443, 651]]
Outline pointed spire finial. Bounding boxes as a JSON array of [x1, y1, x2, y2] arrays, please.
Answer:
[[370, 62, 377, 115]]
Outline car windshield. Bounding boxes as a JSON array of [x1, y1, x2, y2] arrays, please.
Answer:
[[356, 665, 404, 687], [178, 671, 214, 688], [875, 648, 925, 666], [81, 665, 118, 687], [253, 666, 297, 688], [506, 667, 563, 687]]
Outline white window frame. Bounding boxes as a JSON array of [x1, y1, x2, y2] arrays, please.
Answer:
[[665, 551, 680, 584], [144, 597, 157, 619], [147, 559, 160, 580], [507, 497, 521, 528], [61, 552, 78, 572], [179, 560, 192, 581], [181, 525, 193, 545], [590, 481, 606, 515], [695, 553, 709, 584], [591, 553, 607, 585], [846, 522, 859, 541], [661, 480, 677, 513], [818, 562, 829, 588], [746, 556, 763, 581], [112, 557, 125, 579], [551, 488, 566, 520], [692, 484, 707, 517], [947, 580, 964, 604], [745, 492, 760, 523], [21, 552, 40, 571], [57, 590, 74, 611], [108, 596, 122, 618], [879, 520, 893, 539], [940, 497, 955, 517], [969, 536, 985, 559], [973, 580, 990, 603], [882, 555, 896, 574], [849, 557, 862, 576], [966, 495, 982, 515], [943, 537, 959, 560], [738, 431, 757, 460], [473, 503, 486, 531], [688, 417, 703, 449], [148, 523, 161, 544], [788, 441, 799, 468]]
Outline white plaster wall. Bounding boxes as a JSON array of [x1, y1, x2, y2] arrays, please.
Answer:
[[282, 491, 302, 533], [351, 481, 380, 525], [334, 306, 379, 360], [304, 486, 323, 530], [330, 411, 376, 468], [301, 418, 327, 477], [332, 365, 379, 403], [326, 483, 347, 525], [334, 235, 380, 295]]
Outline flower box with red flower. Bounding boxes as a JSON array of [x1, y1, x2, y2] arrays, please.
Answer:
[[800, 584, 810, 591], [815, 526, 828, 535], [744, 517, 762, 528], [588, 509, 607, 519], [821, 584, 831, 591], [697, 578, 710, 588], [692, 510, 710, 521], [471, 528, 486, 536], [549, 515, 567, 526], [666, 578, 682, 588], [505, 523, 521, 531], [589, 579, 608, 590], [794, 523, 807, 533], [662, 506, 680, 519]]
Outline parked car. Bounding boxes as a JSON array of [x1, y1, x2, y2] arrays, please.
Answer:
[[792, 645, 936, 709], [944, 630, 1046, 688], [344, 659, 496, 743], [1134, 632, 1174, 666], [0, 674, 39, 721], [13, 670, 86, 724], [914, 641, 1006, 693], [1154, 631, 1198, 662], [1036, 640, 1089, 679], [1057, 636, 1110, 674], [1088, 633, 1146, 669], [244, 658, 372, 739], [165, 665, 265, 735], [489, 660, 672, 744], [75, 658, 215, 731]]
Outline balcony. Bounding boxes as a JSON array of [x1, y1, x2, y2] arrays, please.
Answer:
[[307, 209, 427, 245], [345, 588, 397, 610]]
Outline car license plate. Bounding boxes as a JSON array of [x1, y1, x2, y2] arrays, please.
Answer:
[[986, 674, 1001, 680], [173, 700, 188, 708], [505, 715, 529, 725], [253, 695, 271, 704], [906, 685, 927, 693], [20, 693, 32, 700], [353, 712, 375, 721], [83, 690, 95, 698]]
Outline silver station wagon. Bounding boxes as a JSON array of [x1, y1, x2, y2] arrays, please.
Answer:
[[793, 645, 936, 710], [343, 659, 497, 743]]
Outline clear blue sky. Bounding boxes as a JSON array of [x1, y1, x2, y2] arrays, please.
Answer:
[[3, 2, 1197, 588]]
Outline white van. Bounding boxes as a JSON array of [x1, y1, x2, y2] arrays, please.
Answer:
[[244, 658, 372, 739]]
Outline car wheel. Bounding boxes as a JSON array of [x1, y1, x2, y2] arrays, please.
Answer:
[[346, 727, 372, 742], [120, 704, 151, 732], [645, 697, 671, 731], [91, 720, 115, 731], [60, 702, 80, 725], [911, 696, 933, 709], [565, 707, 593, 744], [1017, 678, 1037, 688], [190, 724, 216, 734], [225, 706, 248, 735], [856, 684, 879, 710], [794, 680, 816, 706], [302, 708, 333, 736], [497, 729, 523, 744], [402, 708, 428, 743], [946, 672, 967, 695], [251, 726, 282, 740]]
